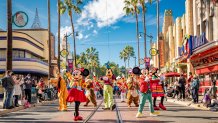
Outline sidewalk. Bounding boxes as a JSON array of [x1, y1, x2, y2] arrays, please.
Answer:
[[166, 96, 210, 111], [0, 99, 57, 116]]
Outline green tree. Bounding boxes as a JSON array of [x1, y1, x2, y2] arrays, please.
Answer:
[[60, 0, 82, 68], [123, 0, 140, 66], [123, 45, 135, 67], [119, 50, 128, 69]]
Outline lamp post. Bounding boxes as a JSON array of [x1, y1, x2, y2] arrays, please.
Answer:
[[133, 56, 136, 67], [6, 0, 12, 71], [64, 32, 79, 70], [138, 32, 153, 67]]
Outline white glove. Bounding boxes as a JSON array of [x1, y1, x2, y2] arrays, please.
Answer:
[[103, 77, 108, 81], [144, 77, 150, 82]]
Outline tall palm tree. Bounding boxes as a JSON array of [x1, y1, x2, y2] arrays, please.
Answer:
[[124, 45, 135, 67], [60, 0, 82, 69], [139, 0, 153, 58], [123, 0, 140, 67], [6, 0, 12, 71], [57, 0, 61, 72]]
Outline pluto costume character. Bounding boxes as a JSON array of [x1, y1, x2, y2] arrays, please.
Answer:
[[50, 69, 68, 111], [84, 79, 97, 107], [101, 68, 116, 110], [151, 68, 166, 110], [126, 69, 139, 107], [66, 68, 89, 121]]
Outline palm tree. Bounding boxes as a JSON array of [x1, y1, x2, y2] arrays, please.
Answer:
[[6, 0, 12, 71], [139, 0, 153, 59], [85, 47, 99, 74], [57, 0, 61, 72], [60, 0, 82, 69], [119, 51, 128, 71], [123, 0, 140, 67], [124, 45, 135, 67]]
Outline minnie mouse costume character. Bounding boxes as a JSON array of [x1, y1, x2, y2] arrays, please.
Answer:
[[151, 68, 166, 110], [66, 68, 89, 121]]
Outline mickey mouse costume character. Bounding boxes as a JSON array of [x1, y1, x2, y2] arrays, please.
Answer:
[[151, 68, 166, 110], [50, 68, 68, 111], [66, 68, 89, 121], [133, 67, 159, 118], [101, 65, 116, 111]]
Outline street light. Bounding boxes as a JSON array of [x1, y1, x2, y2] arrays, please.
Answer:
[[64, 31, 79, 70]]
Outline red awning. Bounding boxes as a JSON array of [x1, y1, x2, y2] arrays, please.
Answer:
[[164, 72, 180, 77], [196, 64, 218, 74]]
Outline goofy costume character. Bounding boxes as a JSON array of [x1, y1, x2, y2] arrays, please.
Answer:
[[133, 67, 159, 118], [101, 68, 116, 110], [66, 68, 89, 121], [50, 68, 68, 111], [151, 68, 166, 110]]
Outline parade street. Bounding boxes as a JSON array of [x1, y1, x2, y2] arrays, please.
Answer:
[[0, 98, 217, 123]]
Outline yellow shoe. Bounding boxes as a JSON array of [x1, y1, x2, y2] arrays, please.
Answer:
[[136, 112, 144, 118], [150, 111, 159, 116]]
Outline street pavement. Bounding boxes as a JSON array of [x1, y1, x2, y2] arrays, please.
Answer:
[[0, 97, 217, 123]]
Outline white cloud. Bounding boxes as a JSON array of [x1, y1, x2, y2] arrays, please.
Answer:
[[93, 30, 98, 35], [77, 33, 84, 40], [111, 26, 120, 30], [78, 0, 125, 28]]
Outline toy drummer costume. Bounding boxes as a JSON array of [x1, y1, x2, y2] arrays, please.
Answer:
[[133, 67, 159, 118], [117, 76, 127, 103], [126, 69, 139, 107], [66, 68, 89, 121], [50, 68, 68, 111], [84, 79, 97, 107], [101, 66, 116, 110], [151, 68, 166, 110]]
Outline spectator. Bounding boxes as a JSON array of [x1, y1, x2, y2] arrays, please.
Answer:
[[187, 72, 193, 84], [172, 79, 179, 99], [209, 80, 217, 100], [191, 76, 200, 103], [13, 75, 23, 107], [24, 74, 32, 104], [178, 74, 186, 101], [36, 78, 45, 102], [3, 71, 15, 109], [203, 88, 211, 108]]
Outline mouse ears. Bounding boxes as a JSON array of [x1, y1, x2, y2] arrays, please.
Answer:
[[82, 69, 89, 77], [132, 67, 141, 75]]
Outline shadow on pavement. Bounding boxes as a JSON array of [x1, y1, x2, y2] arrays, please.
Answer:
[[159, 115, 218, 120]]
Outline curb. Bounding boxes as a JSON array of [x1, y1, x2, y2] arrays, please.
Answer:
[[167, 99, 209, 111], [0, 100, 57, 116]]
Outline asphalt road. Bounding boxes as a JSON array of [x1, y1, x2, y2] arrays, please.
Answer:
[[0, 98, 218, 123]]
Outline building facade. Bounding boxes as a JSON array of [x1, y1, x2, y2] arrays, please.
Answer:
[[0, 29, 55, 77], [152, 0, 218, 94]]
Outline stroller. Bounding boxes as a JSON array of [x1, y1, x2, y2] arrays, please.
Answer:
[[167, 86, 174, 97]]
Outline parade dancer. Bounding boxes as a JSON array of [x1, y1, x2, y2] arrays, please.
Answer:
[[84, 79, 97, 107], [151, 68, 167, 110], [101, 66, 116, 110], [133, 67, 159, 118], [93, 76, 103, 98], [66, 68, 89, 121], [50, 68, 68, 111], [126, 70, 139, 107]]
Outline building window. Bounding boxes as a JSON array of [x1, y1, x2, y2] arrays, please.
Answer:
[[209, 17, 213, 41], [0, 50, 6, 58], [197, 25, 200, 36], [202, 20, 206, 33], [13, 50, 25, 58]]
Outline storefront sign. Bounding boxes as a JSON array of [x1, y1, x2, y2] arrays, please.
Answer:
[[149, 48, 158, 56], [191, 53, 218, 67], [192, 33, 208, 50], [13, 11, 28, 27], [60, 49, 69, 58]]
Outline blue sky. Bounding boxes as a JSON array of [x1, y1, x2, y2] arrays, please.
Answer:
[[0, 0, 185, 68]]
